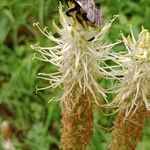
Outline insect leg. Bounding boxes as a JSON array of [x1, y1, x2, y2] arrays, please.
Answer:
[[66, 5, 78, 17]]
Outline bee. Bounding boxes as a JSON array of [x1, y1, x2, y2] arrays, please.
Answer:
[[65, 0, 103, 27]]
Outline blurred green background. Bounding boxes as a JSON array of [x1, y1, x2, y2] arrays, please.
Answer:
[[0, 0, 150, 149]]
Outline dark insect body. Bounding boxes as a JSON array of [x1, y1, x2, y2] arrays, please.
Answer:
[[65, 0, 103, 27]]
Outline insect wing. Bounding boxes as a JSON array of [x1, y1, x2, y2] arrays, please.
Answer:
[[93, 7, 103, 26], [75, 0, 103, 26]]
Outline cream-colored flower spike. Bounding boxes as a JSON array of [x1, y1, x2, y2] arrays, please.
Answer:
[[110, 28, 150, 118], [31, 5, 118, 107], [32, 4, 118, 149], [109, 28, 150, 150]]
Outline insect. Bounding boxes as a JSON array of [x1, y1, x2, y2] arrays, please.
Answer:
[[65, 0, 103, 27]]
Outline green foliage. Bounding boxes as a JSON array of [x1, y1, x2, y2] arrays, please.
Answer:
[[0, 0, 150, 149]]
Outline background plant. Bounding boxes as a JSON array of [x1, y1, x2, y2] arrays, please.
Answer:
[[0, 0, 150, 149]]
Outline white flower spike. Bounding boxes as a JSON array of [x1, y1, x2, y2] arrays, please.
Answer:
[[109, 27, 150, 118], [31, 4, 118, 108]]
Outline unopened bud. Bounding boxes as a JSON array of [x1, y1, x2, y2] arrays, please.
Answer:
[[0, 121, 12, 140]]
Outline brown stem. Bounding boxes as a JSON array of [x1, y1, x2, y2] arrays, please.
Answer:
[[60, 91, 93, 150], [109, 105, 147, 150]]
